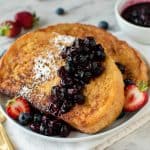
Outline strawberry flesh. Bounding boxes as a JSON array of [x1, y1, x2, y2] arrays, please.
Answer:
[[0, 20, 21, 37], [124, 85, 148, 112], [6, 97, 30, 120]]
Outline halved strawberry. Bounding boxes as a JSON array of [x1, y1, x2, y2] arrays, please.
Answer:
[[0, 20, 21, 37], [124, 82, 149, 112], [6, 97, 30, 120]]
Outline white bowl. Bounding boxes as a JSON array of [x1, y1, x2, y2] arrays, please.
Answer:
[[0, 33, 149, 144], [115, 0, 150, 44], [0, 96, 139, 143]]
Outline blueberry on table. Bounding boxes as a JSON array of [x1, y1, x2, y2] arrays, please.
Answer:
[[18, 112, 32, 125], [56, 8, 65, 15], [98, 21, 109, 30]]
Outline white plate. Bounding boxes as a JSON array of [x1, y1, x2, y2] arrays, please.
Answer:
[[0, 32, 149, 143]]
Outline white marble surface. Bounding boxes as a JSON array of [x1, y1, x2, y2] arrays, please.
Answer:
[[0, 0, 150, 150]]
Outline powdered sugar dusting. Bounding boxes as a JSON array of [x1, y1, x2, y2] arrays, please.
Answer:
[[19, 86, 32, 99], [33, 51, 60, 82], [19, 51, 58, 99], [19, 34, 75, 100], [53, 34, 75, 51], [33, 56, 51, 82]]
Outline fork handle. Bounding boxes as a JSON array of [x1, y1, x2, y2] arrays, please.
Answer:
[[0, 123, 14, 150]]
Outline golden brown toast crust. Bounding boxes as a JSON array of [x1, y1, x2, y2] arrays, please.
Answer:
[[0, 23, 148, 97], [0, 23, 148, 133], [61, 57, 124, 133], [42, 23, 148, 82], [0, 40, 125, 133], [0, 32, 66, 111]]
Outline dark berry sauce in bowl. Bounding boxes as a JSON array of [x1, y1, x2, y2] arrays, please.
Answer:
[[115, 0, 150, 44], [121, 2, 150, 27]]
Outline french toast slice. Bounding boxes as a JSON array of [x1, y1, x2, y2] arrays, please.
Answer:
[[42, 23, 148, 83], [0, 30, 125, 133], [60, 56, 125, 133]]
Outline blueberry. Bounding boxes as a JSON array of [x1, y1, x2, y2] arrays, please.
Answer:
[[59, 124, 71, 137], [48, 127, 53, 136], [89, 53, 94, 60], [41, 115, 49, 125], [65, 62, 75, 73], [60, 77, 74, 87], [61, 51, 67, 59], [92, 64, 105, 77], [77, 79, 86, 86], [51, 120, 62, 135], [72, 84, 83, 91], [49, 103, 59, 116], [18, 113, 32, 125], [51, 85, 60, 95], [33, 114, 42, 123], [30, 123, 40, 133], [83, 46, 90, 53], [132, 10, 138, 17], [117, 111, 126, 120], [57, 66, 67, 78], [83, 71, 92, 83], [60, 101, 74, 113], [95, 50, 106, 61], [66, 56, 73, 62], [98, 21, 109, 30], [115, 62, 126, 74], [40, 123, 46, 134], [84, 37, 96, 47], [73, 94, 85, 104], [73, 39, 83, 48], [75, 70, 84, 79], [124, 78, 135, 86], [71, 55, 79, 64], [59, 87, 67, 98], [42, 128, 48, 136], [94, 45, 106, 61], [83, 37, 90, 46], [56, 8, 65, 15], [67, 88, 78, 95], [91, 62, 99, 70], [91, 62, 102, 76], [79, 55, 89, 63]]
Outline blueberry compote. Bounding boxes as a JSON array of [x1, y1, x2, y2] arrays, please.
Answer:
[[121, 2, 150, 27], [115, 62, 126, 74], [29, 107, 71, 137], [49, 37, 106, 116]]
